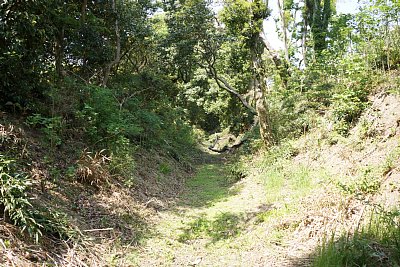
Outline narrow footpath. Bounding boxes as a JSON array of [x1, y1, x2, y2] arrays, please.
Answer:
[[132, 156, 297, 267]]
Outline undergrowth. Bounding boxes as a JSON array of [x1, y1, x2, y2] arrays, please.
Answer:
[[0, 155, 41, 241], [314, 143, 400, 266], [0, 156, 79, 242], [313, 209, 400, 267]]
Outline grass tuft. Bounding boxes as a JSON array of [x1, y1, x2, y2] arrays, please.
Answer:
[[313, 209, 400, 267]]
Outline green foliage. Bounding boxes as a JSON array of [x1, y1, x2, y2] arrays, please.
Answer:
[[221, 0, 269, 43], [71, 72, 197, 158], [260, 141, 299, 166], [0, 154, 79, 242], [268, 85, 320, 140], [179, 71, 224, 132], [109, 137, 136, 185], [0, 1, 53, 106], [337, 172, 381, 199], [162, 0, 215, 82], [33, 208, 80, 241], [0, 156, 41, 241], [304, 0, 335, 54], [26, 114, 63, 147], [76, 85, 143, 145], [356, 1, 400, 71], [314, 210, 400, 267], [331, 88, 369, 135]]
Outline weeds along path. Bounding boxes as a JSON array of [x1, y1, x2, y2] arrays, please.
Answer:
[[127, 92, 400, 267], [131, 154, 281, 266]]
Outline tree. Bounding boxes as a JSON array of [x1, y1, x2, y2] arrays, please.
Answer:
[[162, 0, 290, 144], [303, 0, 336, 58], [220, 0, 274, 145]]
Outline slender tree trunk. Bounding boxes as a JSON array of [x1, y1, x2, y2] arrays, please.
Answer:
[[251, 37, 273, 146], [81, 0, 88, 23], [302, 18, 308, 68], [277, 0, 289, 62], [55, 26, 64, 81], [102, 0, 121, 87]]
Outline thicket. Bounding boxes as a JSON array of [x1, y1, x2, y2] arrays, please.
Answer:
[[0, 0, 201, 242]]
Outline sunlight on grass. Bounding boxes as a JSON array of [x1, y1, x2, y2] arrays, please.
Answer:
[[252, 143, 332, 226], [178, 212, 244, 244], [261, 162, 327, 209], [182, 163, 239, 207]]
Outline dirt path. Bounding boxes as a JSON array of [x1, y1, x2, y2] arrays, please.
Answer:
[[127, 91, 400, 267], [126, 148, 373, 267], [131, 159, 284, 267]]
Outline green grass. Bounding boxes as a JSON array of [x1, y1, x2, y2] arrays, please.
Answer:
[[124, 159, 261, 265], [178, 212, 244, 243], [313, 210, 400, 267], [257, 156, 330, 221], [177, 163, 247, 244], [181, 163, 239, 207]]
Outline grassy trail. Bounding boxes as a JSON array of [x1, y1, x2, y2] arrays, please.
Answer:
[[130, 158, 280, 267]]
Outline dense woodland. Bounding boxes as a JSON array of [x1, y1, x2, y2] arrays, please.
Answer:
[[1, 0, 400, 266]]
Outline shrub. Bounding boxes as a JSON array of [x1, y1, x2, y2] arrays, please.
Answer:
[[26, 114, 64, 147], [33, 208, 80, 241], [330, 78, 370, 135], [108, 136, 137, 187], [76, 149, 111, 186], [0, 155, 41, 241], [75, 85, 143, 145]]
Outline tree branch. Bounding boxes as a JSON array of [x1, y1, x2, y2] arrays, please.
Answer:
[[209, 66, 257, 114], [259, 31, 290, 88]]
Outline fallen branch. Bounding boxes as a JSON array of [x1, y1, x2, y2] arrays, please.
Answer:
[[82, 228, 114, 232], [208, 134, 247, 153]]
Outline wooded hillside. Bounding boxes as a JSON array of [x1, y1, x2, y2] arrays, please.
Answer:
[[1, 0, 400, 266]]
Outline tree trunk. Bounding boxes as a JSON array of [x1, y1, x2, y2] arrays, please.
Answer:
[[81, 0, 88, 23], [55, 26, 64, 81], [251, 36, 273, 146], [302, 17, 308, 68], [277, 0, 289, 62], [102, 0, 121, 87], [255, 85, 272, 146]]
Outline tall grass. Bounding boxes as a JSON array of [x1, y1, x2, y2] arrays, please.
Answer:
[[313, 209, 400, 267], [255, 142, 331, 222]]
